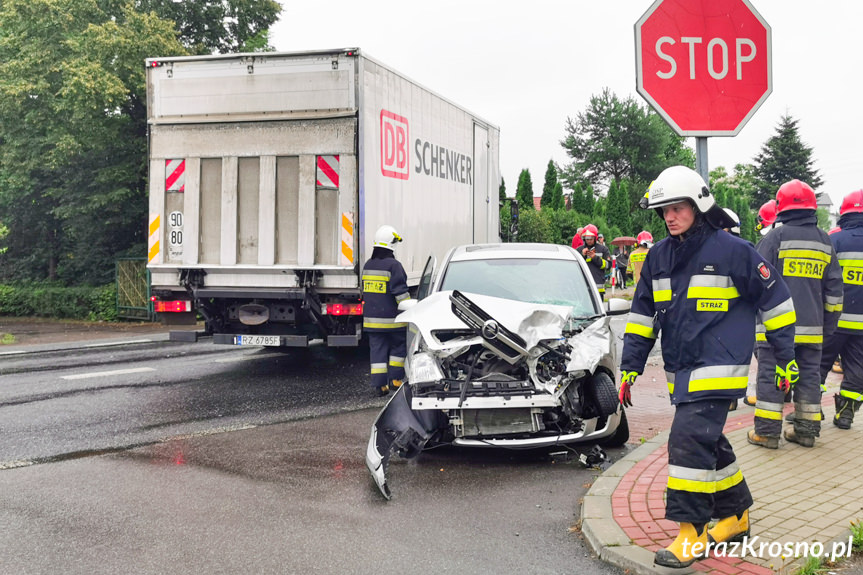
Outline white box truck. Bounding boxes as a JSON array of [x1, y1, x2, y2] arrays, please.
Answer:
[[145, 48, 500, 347]]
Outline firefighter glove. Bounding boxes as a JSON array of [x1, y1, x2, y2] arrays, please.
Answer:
[[619, 371, 638, 408], [775, 359, 800, 393]]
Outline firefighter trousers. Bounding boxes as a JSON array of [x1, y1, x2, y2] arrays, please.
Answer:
[[820, 332, 863, 401], [368, 330, 406, 390], [755, 344, 822, 437], [666, 399, 753, 524]]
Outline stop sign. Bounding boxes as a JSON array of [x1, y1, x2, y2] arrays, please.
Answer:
[[635, 0, 772, 136]]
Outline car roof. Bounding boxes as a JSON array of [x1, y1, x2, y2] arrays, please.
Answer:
[[447, 243, 579, 262]]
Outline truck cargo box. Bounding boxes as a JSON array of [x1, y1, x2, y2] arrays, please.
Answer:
[[146, 48, 500, 347]]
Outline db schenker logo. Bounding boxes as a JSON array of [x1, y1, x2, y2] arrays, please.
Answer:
[[380, 109, 409, 180]]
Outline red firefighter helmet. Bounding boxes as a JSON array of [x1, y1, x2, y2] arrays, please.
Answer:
[[581, 224, 599, 239], [840, 189, 863, 215], [776, 179, 817, 213], [828, 226, 841, 235], [636, 231, 653, 246], [756, 199, 778, 231]]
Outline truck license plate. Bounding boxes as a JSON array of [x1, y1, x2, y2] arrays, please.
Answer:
[[235, 335, 280, 346]]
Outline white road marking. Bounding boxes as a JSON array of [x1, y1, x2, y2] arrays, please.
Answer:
[[214, 354, 275, 364], [61, 367, 155, 380], [0, 460, 34, 470], [0, 350, 26, 356], [83, 339, 154, 348]]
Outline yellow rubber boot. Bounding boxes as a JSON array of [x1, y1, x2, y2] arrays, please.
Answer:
[[708, 510, 750, 544], [390, 379, 403, 389], [654, 522, 707, 568], [747, 429, 779, 449]]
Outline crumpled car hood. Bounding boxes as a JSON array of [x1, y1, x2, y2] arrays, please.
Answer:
[[398, 290, 613, 375], [398, 291, 569, 350]]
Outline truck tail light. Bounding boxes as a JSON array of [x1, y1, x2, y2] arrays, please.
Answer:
[[325, 302, 363, 316], [152, 298, 192, 313]]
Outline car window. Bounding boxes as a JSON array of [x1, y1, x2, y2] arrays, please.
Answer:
[[439, 258, 597, 316]]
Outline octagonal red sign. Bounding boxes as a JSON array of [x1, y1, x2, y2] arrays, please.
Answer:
[[635, 0, 772, 136]]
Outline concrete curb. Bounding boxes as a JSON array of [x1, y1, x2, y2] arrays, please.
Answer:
[[0, 333, 173, 356], [581, 430, 696, 575], [582, 408, 862, 575]]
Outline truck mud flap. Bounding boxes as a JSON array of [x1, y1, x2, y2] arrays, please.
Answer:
[[365, 384, 443, 500], [327, 324, 362, 347], [169, 330, 208, 343]]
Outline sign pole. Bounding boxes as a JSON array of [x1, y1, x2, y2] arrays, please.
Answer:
[[695, 137, 709, 184]]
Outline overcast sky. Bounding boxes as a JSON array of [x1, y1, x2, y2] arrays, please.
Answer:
[[271, 1, 862, 210]]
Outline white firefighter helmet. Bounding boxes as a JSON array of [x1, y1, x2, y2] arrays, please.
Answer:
[[723, 208, 741, 235], [373, 225, 403, 250], [645, 166, 736, 229]]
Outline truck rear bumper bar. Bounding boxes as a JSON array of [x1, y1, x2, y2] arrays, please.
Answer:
[[210, 325, 361, 348]]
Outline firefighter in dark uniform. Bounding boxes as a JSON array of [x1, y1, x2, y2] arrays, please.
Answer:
[[820, 189, 863, 429], [618, 166, 798, 568], [362, 225, 411, 397], [749, 180, 843, 448], [577, 224, 612, 299]]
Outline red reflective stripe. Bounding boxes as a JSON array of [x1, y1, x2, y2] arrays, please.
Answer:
[[317, 156, 339, 187], [166, 160, 185, 191]]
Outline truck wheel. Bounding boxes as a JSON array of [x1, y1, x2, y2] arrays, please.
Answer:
[[598, 410, 630, 448]]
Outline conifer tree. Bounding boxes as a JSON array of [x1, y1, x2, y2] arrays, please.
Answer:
[[540, 160, 558, 209], [552, 182, 565, 211], [752, 114, 823, 208], [516, 169, 535, 211]]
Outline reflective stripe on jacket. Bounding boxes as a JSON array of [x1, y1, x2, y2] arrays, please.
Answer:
[[621, 225, 796, 404], [361, 252, 410, 331], [755, 212, 843, 347], [832, 213, 863, 332], [629, 247, 650, 286]]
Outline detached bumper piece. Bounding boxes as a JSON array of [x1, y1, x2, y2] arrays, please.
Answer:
[[365, 384, 444, 500]]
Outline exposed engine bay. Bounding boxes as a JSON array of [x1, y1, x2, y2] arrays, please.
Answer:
[[366, 290, 626, 499]]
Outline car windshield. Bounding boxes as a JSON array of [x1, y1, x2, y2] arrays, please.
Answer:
[[439, 258, 598, 317]]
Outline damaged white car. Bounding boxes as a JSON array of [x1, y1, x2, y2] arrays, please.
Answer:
[[365, 243, 631, 499]]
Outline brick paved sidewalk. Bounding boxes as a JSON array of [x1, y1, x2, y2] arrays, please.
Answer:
[[583, 363, 863, 574]]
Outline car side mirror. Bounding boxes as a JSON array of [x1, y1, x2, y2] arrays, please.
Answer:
[[606, 298, 631, 316], [398, 299, 418, 312]]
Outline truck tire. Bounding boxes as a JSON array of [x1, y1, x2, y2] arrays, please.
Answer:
[[598, 410, 630, 448]]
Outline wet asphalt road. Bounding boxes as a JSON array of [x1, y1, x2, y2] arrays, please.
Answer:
[[0, 339, 625, 575]]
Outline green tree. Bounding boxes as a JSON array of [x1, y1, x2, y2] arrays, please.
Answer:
[[135, 0, 281, 54], [710, 164, 759, 243], [0, 0, 281, 284], [515, 209, 553, 243], [560, 87, 694, 192], [540, 160, 558, 209], [571, 182, 595, 216], [516, 169, 534, 211], [499, 177, 506, 202], [752, 114, 823, 209], [606, 179, 632, 235], [551, 182, 565, 211], [499, 201, 512, 242]]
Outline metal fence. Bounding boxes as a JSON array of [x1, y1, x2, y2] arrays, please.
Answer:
[[116, 258, 153, 320]]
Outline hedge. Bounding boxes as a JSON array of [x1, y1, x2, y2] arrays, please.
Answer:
[[0, 284, 118, 321]]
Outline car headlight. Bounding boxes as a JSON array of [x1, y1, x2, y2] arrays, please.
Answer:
[[409, 352, 445, 384]]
